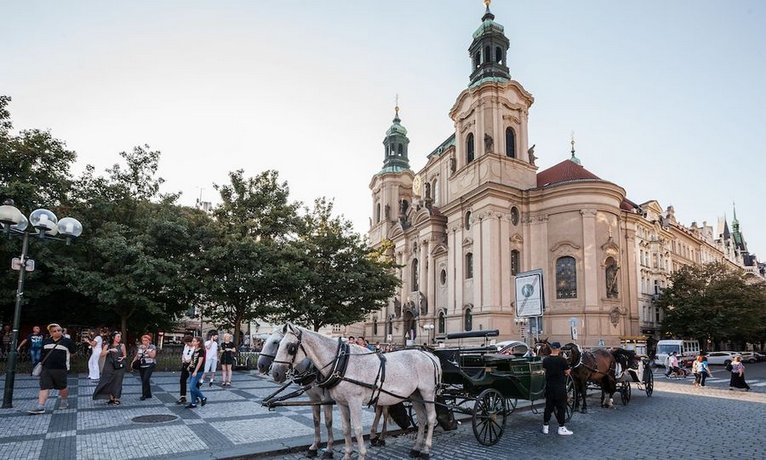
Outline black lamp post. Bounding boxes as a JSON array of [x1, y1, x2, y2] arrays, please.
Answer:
[[0, 199, 82, 408]]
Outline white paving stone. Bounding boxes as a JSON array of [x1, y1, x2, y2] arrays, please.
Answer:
[[76, 425, 206, 460], [211, 417, 315, 444]]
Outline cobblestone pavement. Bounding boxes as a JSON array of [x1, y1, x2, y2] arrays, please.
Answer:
[[1, 368, 764, 459]]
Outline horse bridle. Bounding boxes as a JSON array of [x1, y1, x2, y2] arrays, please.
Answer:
[[272, 328, 305, 369]]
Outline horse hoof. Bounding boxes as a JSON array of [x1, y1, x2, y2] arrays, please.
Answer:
[[321, 451, 334, 459], [370, 437, 385, 447], [307, 449, 318, 458], [410, 449, 421, 458]]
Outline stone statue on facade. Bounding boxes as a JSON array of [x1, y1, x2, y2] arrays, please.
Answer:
[[419, 291, 428, 316], [449, 156, 456, 174], [606, 263, 619, 298], [484, 133, 493, 153], [394, 297, 402, 318], [528, 144, 537, 166]]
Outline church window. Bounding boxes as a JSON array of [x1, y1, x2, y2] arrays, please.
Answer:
[[473, 52, 480, 69], [431, 179, 438, 205], [464, 307, 473, 331], [438, 310, 446, 334], [411, 258, 419, 291], [375, 202, 381, 223], [505, 127, 516, 158], [372, 317, 378, 336], [398, 144, 403, 156], [466, 133, 475, 163], [465, 211, 471, 230], [510, 206, 519, 225], [440, 268, 447, 286], [387, 318, 392, 335], [483, 46, 490, 63], [495, 46, 503, 64], [511, 250, 520, 276], [465, 252, 474, 279], [556, 256, 577, 299]]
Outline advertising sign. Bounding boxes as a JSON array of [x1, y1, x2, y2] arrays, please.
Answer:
[[515, 269, 544, 317]]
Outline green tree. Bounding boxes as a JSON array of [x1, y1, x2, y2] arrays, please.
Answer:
[[271, 198, 400, 331], [202, 170, 302, 345], [657, 262, 766, 349]]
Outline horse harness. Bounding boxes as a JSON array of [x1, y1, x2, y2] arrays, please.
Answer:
[[562, 344, 615, 378]]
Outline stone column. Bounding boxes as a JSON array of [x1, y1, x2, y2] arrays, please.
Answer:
[[581, 209, 598, 311]]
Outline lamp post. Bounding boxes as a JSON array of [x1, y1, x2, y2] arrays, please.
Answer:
[[0, 199, 82, 408], [422, 323, 434, 344]]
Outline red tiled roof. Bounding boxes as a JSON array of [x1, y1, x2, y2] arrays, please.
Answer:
[[536, 159, 601, 188]]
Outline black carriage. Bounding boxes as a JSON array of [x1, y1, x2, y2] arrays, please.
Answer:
[[431, 330, 575, 446], [614, 356, 654, 405]]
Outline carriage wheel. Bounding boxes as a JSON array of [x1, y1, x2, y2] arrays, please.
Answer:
[[506, 397, 517, 415], [472, 388, 507, 446], [620, 382, 631, 405], [406, 401, 418, 428], [644, 368, 654, 397], [565, 375, 575, 422]]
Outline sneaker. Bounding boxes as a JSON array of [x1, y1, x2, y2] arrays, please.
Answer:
[[59, 400, 69, 410], [208, 380, 213, 387], [200, 397, 207, 407], [558, 426, 574, 436], [28, 405, 45, 415], [185, 403, 197, 409], [541, 425, 549, 434], [176, 397, 187, 405]]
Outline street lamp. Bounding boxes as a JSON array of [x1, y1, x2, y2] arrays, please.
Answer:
[[0, 199, 82, 408], [422, 323, 434, 344]]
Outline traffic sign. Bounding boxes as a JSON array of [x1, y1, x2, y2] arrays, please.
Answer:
[[11, 258, 35, 272]]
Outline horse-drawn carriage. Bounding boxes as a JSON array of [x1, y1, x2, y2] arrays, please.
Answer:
[[613, 353, 654, 405], [429, 329, 575, 445], [259, 326, 577, 458]]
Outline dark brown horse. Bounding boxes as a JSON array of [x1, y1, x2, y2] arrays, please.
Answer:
[[561, 343, 617, 413]]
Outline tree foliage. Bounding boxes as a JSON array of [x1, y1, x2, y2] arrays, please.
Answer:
[[656, 262, 766, 349], [270, 198, 400, 331]]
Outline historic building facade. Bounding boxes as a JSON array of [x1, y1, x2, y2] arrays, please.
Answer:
[[361, 5, 762, 348]]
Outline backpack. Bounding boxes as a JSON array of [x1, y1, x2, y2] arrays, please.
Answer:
[[725, 362, 733, 372]]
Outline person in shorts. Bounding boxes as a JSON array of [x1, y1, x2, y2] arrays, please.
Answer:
[[29, 323, 76, 414], [201, 331, 219, 387]]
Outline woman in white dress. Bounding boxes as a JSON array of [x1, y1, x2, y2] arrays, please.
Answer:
[[86, 329, 104, 380]]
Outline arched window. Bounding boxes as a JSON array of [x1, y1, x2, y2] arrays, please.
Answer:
[[511, 249, 520, 276], [465, 252, 474, 279], [432, 179, 438, 205], [372, 317, 378, 336], [387, 318, 393, 335], [466, 133, 475, 163], [473, 52, 480, 69], [495, 46, 502, 64], [375, 202, 381, 223], [556, 256, 577, 299], [465, 211, 472, 230], [505, 127, 516, 158], [605, 257, 618, 298], [411, 258, 419, 291], [398, 144, 403, 156], [483, 46, 490, 63], [438, 310, 446, 334], [464, 307, 473, 331]]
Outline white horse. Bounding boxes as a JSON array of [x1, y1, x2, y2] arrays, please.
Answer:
[[271, 324, 441, 460], [258, 330, 335, 459]]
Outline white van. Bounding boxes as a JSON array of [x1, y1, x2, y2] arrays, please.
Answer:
[[655, 339, 700, 367]]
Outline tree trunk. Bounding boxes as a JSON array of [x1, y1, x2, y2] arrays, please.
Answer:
[[233, 313, 243, 348]]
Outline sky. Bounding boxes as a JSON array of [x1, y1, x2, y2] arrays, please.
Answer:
[[1, 1, 764, 257]]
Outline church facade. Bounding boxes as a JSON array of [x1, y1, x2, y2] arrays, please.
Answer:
[[362, 4, 762, 348]]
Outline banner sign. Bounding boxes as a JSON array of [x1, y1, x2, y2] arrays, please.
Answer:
[[515, 269, 544, 317]]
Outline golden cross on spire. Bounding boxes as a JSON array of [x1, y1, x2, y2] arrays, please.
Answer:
[[484, 0, 492, 8]]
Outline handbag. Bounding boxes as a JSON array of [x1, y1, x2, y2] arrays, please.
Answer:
[[32, 342, 60, 377], [131, 358, 142, 371]]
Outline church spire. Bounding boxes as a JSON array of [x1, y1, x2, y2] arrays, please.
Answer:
[[569, 131, 581, 165], [468, 0, 511, 87], [380, 97, 410, 173]]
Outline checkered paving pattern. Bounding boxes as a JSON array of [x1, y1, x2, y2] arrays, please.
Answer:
[[0, 370, 382, 459]]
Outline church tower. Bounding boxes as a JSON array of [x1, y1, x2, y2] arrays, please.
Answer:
[[368, 102, 414, 246], [448, 0, 537, 190]]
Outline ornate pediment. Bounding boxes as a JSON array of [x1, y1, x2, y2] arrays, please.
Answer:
[[462, 237, 474, 247], [550, 241, 580, 256], [510, 233, 524, 245], [601, 237, 620, 257]]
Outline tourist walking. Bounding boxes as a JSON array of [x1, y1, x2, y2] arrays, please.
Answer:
[[17, 325, 44, 369], [177, 335, 194, 404], [729, 356, 751, 391], [664, 352, 680, 378], [202, 331, 219, 387], [220, 333, 236, 387], [541, 342, 573, 436], [692, 355, 702, 387], [186, 336, 207, 409], [92, 331, 127, 405], [28, 324, 76, 414], [133, 333, 157, 400], [699, 355, 711, 387], [85, 329, 104, 380]]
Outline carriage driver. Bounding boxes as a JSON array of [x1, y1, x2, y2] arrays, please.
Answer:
[[541, 342, 574, 436]]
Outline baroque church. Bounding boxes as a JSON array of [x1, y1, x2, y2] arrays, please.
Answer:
[[362, 3, 762, 348]]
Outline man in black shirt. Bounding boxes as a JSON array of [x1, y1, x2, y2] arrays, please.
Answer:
[[541, 341, 573, 435], [28, 323, 76, 415]]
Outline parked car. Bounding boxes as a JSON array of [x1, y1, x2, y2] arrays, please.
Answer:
[[738, 352, 759, 364], [705, 351, 740, 366], [754, 352, 766, 362]]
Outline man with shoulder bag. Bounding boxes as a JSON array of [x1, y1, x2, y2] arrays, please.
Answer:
[[29, 323, 76, 414]]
